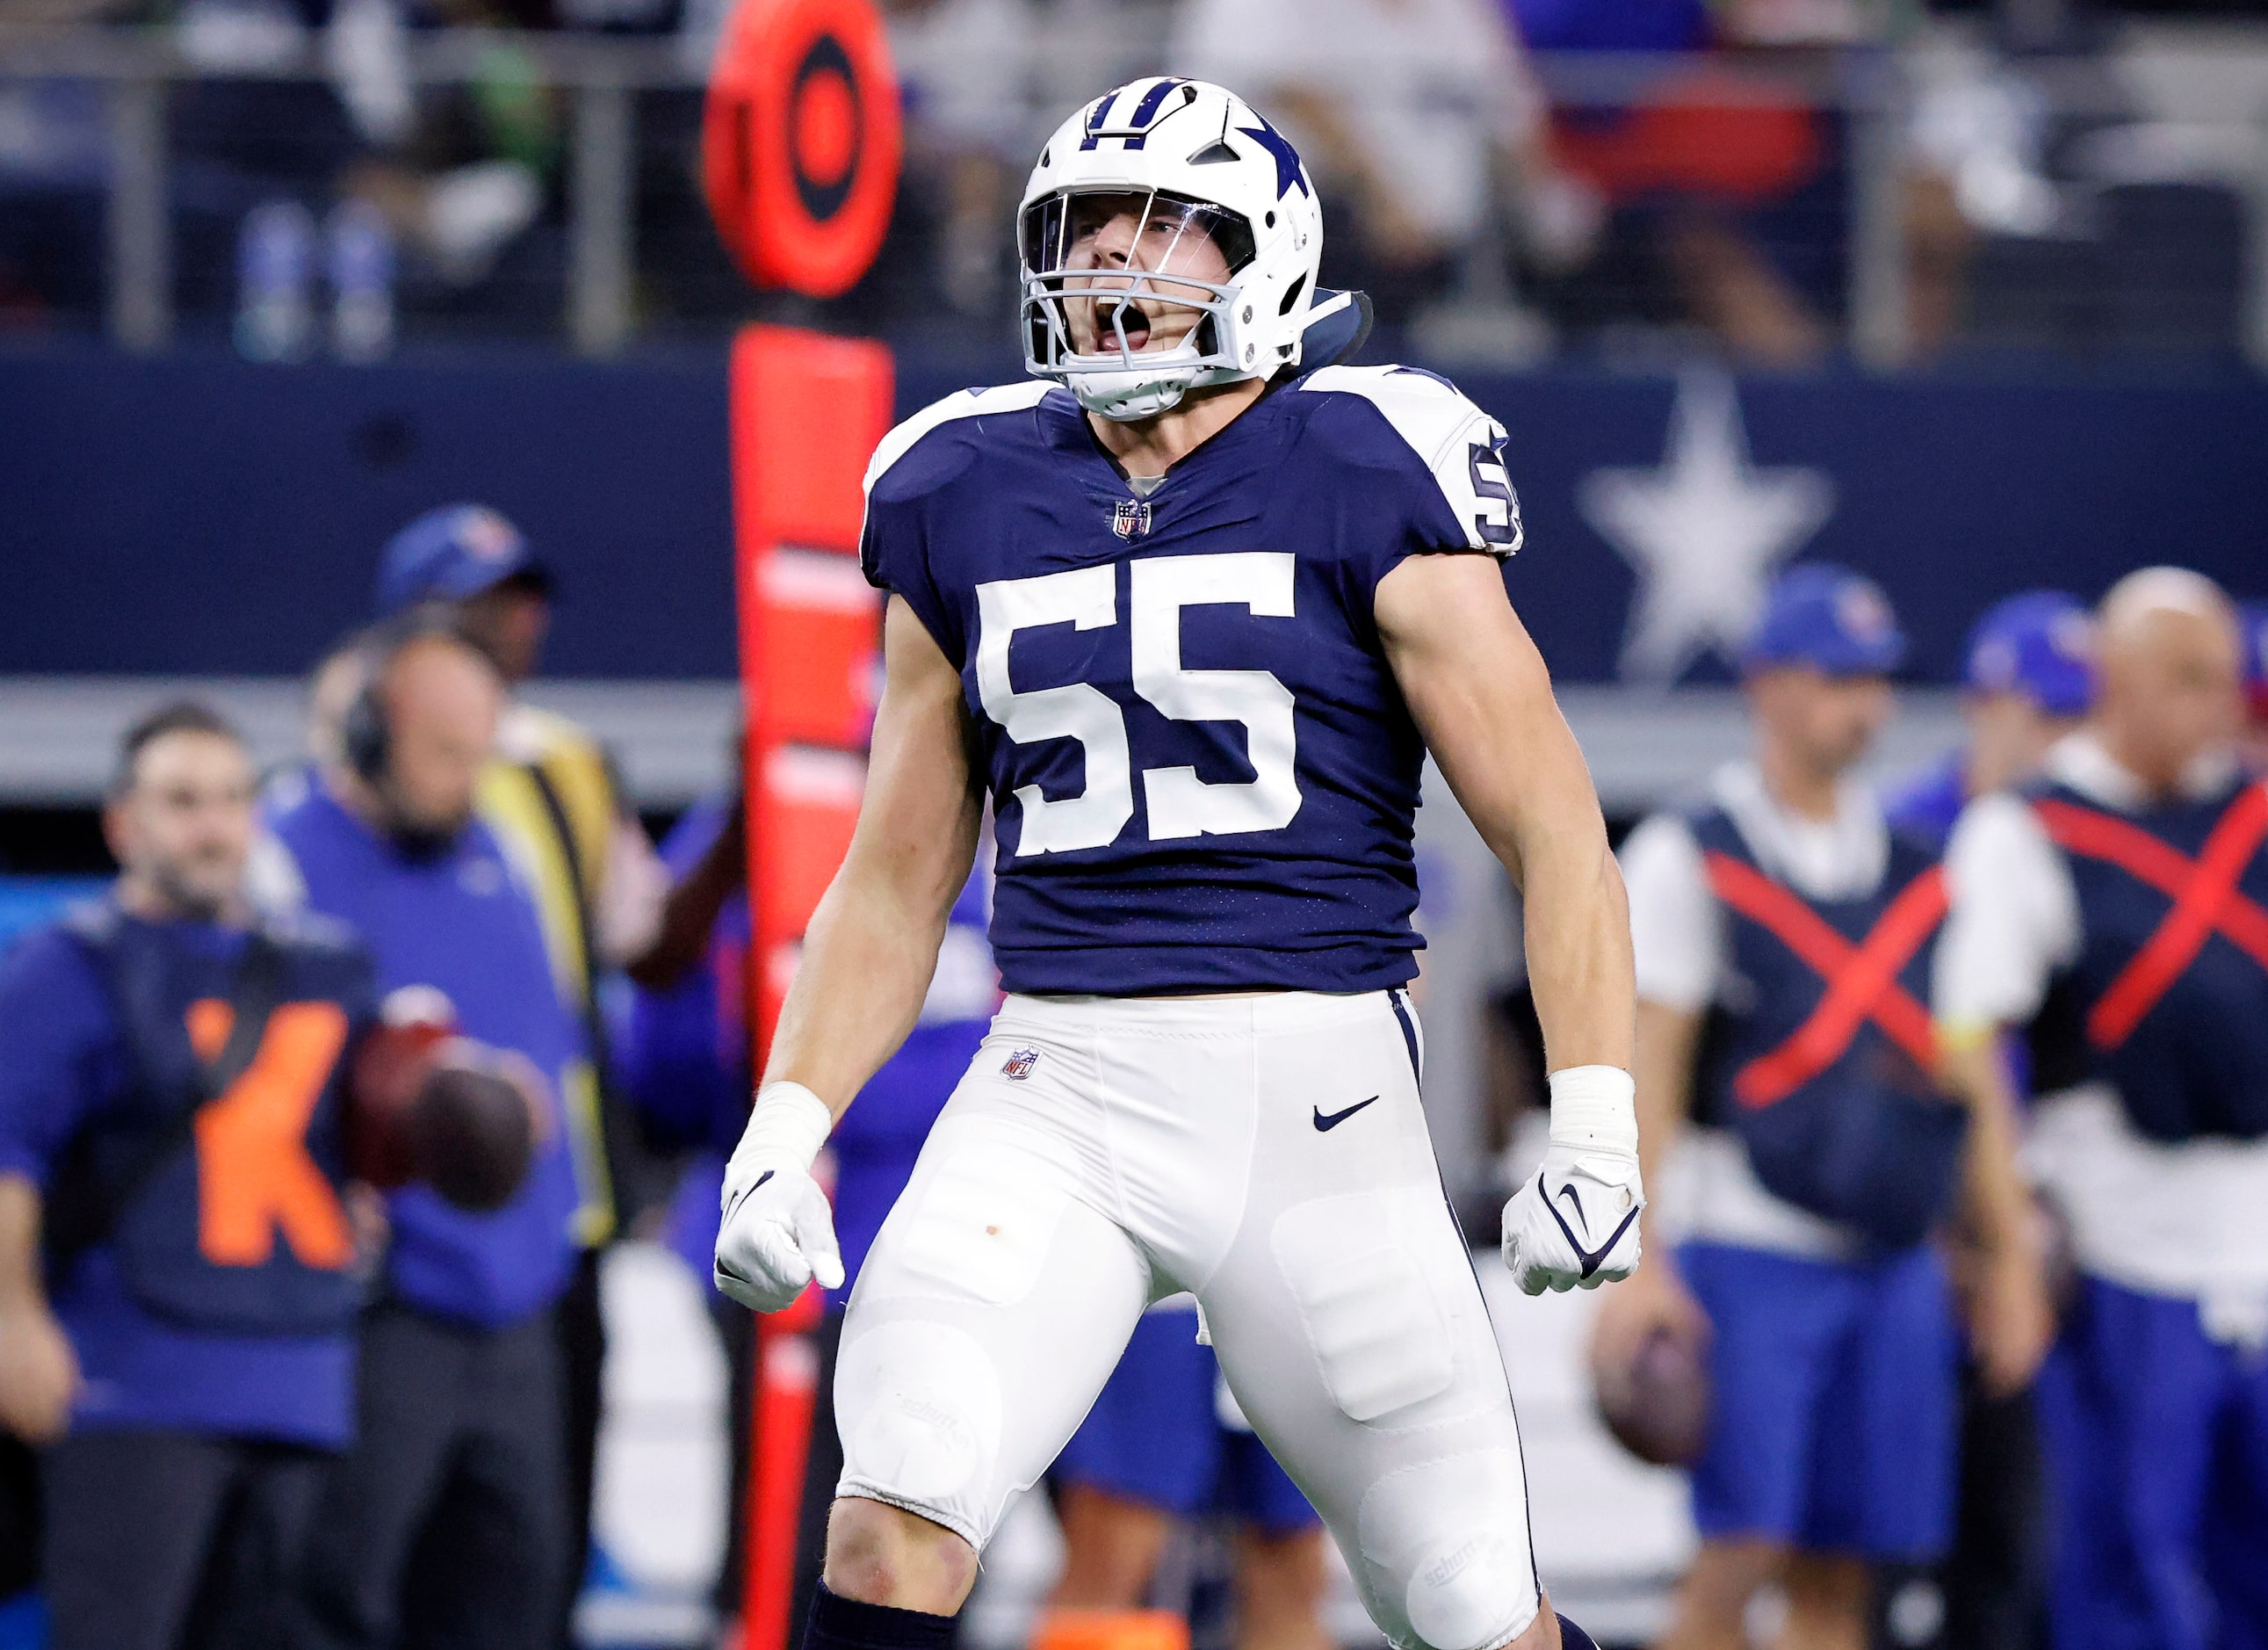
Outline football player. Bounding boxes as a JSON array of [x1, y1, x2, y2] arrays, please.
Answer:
[[715, 79, 1637, 1650]]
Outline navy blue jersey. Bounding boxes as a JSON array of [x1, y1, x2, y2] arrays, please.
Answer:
[[861, 367, 1520, 995]]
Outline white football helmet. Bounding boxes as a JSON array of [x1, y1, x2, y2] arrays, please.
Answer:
[[1020, 78, 1326, 422]]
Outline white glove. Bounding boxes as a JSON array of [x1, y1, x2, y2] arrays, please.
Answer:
[[1502, 1066, 1645, 1296], [715, 1082, 844, 1313]]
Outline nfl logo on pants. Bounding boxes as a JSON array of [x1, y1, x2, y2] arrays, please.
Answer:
[[1000, 1047, 1040, 1080]]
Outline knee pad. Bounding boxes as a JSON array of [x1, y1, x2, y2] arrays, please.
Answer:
[[1356, 1445, 1538, 1650], [1269, 1186, 1485, 1427], [834, 1319, 1003, 1522]]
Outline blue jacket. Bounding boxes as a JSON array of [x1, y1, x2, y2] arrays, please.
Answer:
[[1882, 752, 1968, 853]]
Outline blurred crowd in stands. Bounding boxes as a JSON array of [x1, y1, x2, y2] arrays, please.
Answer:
[[2, 0, 2267, 360]]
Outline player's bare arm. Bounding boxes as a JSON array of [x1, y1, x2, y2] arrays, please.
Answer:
[[714, 596, 982, 1313], [1375, 553, 1645, 1297], [1375, 554, 1630, 1073], [764, 596, 984, 1109]]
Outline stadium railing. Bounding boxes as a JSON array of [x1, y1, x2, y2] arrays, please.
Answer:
[[2, 15, 2264, 368]]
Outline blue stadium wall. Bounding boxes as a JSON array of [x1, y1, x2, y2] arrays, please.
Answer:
[[4, 348, 2264, 684]]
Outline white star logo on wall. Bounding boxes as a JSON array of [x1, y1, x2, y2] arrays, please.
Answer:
[[1579, 372, 1836, 683]]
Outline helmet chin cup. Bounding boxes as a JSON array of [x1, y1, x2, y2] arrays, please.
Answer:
[[1074, 368, 1192, 422]]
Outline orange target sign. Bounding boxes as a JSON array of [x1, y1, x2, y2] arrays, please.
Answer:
[[704, 0, 901, 298]]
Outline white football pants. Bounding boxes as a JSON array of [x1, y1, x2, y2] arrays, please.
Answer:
[[834, 990, 1542, 1650]]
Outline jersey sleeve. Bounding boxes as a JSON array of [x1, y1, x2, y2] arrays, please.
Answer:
[[1301, 365, 1524, 568], [859, 488, 957, 662], [1933, 792, 2080, 1031], [0, 927, 122, 1186], [1621, 813, 1725, 1015], [860, 382, 1054, 662]]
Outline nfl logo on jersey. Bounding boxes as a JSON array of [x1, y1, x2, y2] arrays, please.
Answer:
[[1112, 500, 1152, 539], [1000, 1047, 1041, 1081]]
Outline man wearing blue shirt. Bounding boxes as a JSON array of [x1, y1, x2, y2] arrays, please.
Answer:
[[0, 702, 375, 1650], [263, 618, 585, 1650]]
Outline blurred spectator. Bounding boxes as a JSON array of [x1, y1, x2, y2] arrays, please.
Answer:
[[262, 618, 583, 1650], [0, 75, 108, 330], [1936, 568, 2268, 1650], [1050, 1314, 1329, 1650], [1172, 0, 1585, 329], [0, 702, 375, 1650], [620, 792, 994, 1628], [1902, 0, 2259, 361], [1884, 590, 2096, 850], [885, 0, 1038, 317], [1595, 566, 2049, 1650], [373, 501, 740, 1637], [1506, 0, 1847, 365], [336, 6, 560, 322]]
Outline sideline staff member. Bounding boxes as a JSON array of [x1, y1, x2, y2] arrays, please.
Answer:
[[376, 506, 741, 1613], [1939, 569, 2268, 1650], [0, 703, 373, 1650], [264, 619, 583, 1650], [1595, 568, 2049, 1650]]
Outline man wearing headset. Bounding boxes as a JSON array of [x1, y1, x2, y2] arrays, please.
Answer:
[[372, 508, 745, 1632], [260, 617, 586, 1650]]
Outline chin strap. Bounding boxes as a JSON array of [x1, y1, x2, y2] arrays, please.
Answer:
[[1075, 371, 1193, 423], [1064, 288, 1374, 420]]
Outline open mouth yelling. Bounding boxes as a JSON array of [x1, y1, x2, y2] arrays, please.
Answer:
[[1101, 299, 1151, 352]]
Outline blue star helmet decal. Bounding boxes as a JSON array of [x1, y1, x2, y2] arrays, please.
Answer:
[[1236, 115, 1310, 199]]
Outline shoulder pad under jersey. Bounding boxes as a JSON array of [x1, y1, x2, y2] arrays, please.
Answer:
[[1297, 365, 1522, 556], [863, 381, 1056, 500]]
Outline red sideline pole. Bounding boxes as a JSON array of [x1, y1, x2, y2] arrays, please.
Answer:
[[729, 322, 894, 1650], [747, 1291, 822, 1649], [707, 0, 900, 1632]]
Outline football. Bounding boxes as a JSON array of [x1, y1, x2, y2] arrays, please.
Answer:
[[409, 1061, 536, 1213], [1593, 1321, 1713, 1469], [348, 987, 535, 1212]]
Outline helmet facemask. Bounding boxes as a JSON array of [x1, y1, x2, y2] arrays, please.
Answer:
[[1021, 187, 1260, 422]]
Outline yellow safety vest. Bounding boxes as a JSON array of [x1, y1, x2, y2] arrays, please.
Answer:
[[479, 705, 621, 1248]]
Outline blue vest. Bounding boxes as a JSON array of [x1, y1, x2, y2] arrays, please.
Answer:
[[49, 902, 372, 1335], [2028, 778, 2268, 1142], [1690, 807, 1968, 1250]]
